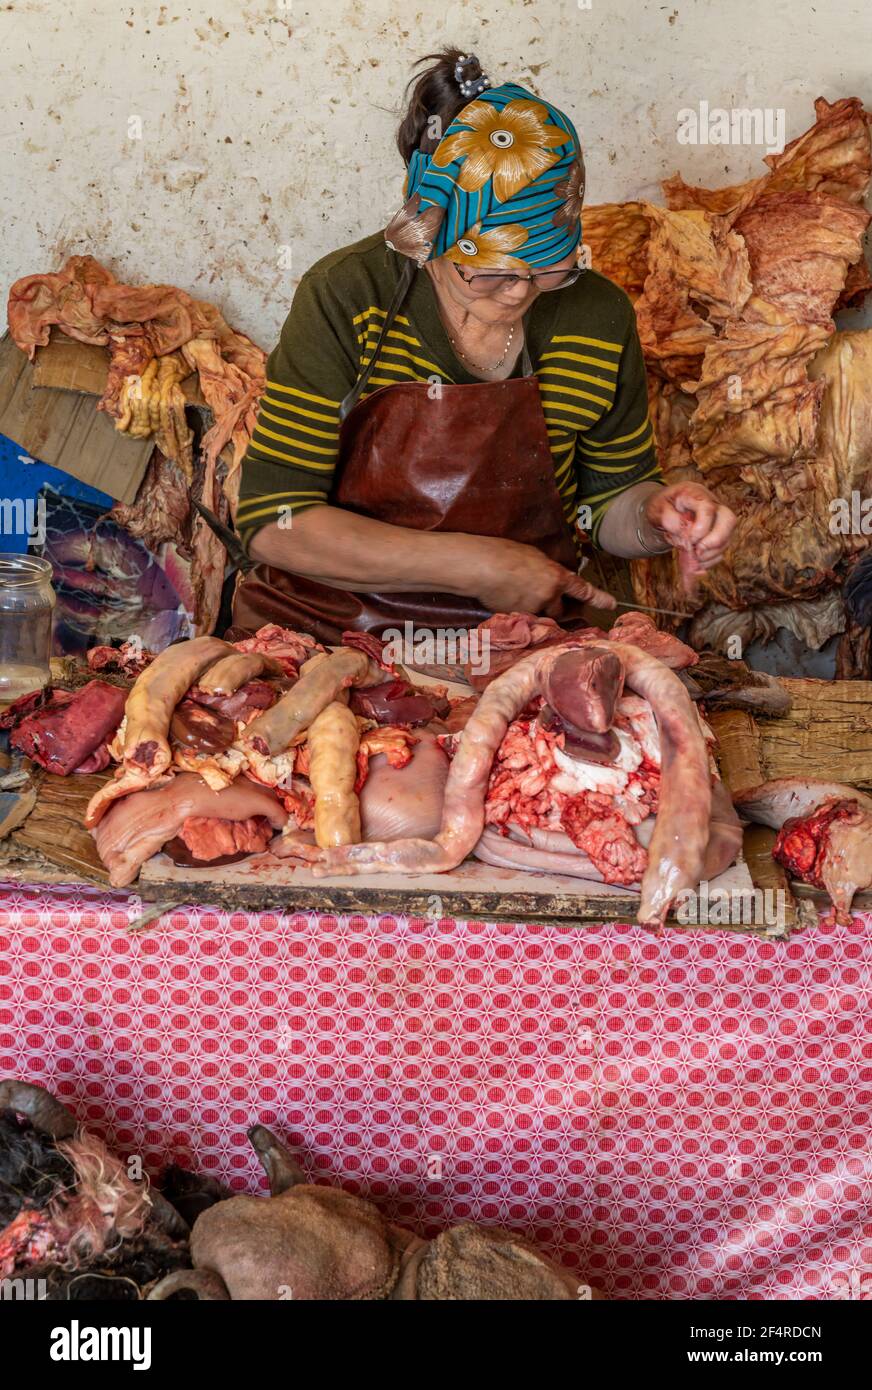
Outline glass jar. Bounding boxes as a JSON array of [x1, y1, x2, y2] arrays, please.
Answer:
[[0, 554, 56, 697]]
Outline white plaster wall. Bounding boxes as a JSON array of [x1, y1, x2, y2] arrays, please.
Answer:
[[2, 0, 871, 346]]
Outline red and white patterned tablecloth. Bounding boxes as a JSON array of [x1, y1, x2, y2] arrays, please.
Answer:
[[0, 882, 870, 1300]]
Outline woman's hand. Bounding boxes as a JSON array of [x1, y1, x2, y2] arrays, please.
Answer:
[[644, 482, 736, 572], [464, 535, 616, 615]]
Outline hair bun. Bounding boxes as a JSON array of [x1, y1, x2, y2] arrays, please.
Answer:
[[454, 53, 490, 100]]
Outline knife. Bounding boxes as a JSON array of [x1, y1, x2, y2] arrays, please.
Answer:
[[612, 599, 693, 620], [190, 498, 255, 575]]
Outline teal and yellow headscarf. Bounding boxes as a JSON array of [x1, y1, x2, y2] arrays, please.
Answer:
[[385, 82, 585, 270]]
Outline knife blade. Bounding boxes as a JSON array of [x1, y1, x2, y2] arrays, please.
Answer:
[[612, 599, 693, 620]]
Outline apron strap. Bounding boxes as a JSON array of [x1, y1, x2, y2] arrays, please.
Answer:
[[339, 258, 417, 423], [521, 331, 533, 378]]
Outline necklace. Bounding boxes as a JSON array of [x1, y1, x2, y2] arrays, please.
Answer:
[[448, 322, 516, 372]]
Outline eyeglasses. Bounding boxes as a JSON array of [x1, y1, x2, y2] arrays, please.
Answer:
[[453, 263, 583, 294]]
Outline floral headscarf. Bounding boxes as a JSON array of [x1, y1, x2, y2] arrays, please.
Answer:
[[386, 82, 585, 270]]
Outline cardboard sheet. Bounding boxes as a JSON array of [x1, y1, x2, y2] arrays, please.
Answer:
[[0, 330, 204, 504]]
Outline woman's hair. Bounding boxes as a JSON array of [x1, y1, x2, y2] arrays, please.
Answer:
[[396, 48, 487, 165]]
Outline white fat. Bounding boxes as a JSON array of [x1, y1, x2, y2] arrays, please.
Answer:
[[551, 723, 640, 796], [617, 696, 660, 764], [108, 717, 126, 762], [171, 745, 248, 790], [242, 745, 296, 788]]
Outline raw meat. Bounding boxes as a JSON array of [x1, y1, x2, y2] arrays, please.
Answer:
[[734, 778, 872, 925], [607, 613, 697, 669], [92, 772, 287, 887], [466, 610, 696, 689], [84, 636, 235, 827], [241, 648, 382, 759], [544, 647, 624, 732], [188, 680, 279, 723], [341, 630, 397, 673], [560, 791, 649, 885], [10, 681, 126, 776], [275, 641, 722, 928], [196, 651, 284, 695], [774, 799, 872, 926], [172, 815, 275, 863], [732, 778, 872, 828], [359, 731, 449, 842], [305, 702, 361, 848], [349, 679, 441, 726], [121, 636, 234, 775], [230, 624, 324, 679], [86, 641, 153, 678]]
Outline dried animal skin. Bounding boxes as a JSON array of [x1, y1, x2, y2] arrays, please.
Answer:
[[734, 191, 870, 324], [7, 254, 266, 488], [663, 96, 872, 217], [688, 592, 846, 654], [631, 97, 872, 628], [583, 201, 651, 299], [110, 450, 192, 553], [688, 317, 831, 477], [633, 205, 752, 384], [808, 329, 872, 521]]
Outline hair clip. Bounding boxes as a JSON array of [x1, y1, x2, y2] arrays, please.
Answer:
[[454, 54, 491, 100]]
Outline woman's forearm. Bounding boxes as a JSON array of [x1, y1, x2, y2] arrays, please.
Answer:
[[596, 481, 671, 559], [248, 505, 481, 593]]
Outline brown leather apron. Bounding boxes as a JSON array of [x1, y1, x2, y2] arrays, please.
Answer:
[[233, 264, 587, 644]]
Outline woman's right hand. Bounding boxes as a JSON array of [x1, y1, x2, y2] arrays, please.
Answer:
[[463, 535, 616, 616]]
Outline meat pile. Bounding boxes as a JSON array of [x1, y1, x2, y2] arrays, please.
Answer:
[[3, 680, 127, 775], [279, 615, 742, 927], [6, 256, 268, 637], [9, 612, 740, 923], [735, 779, 872, 924], [72, 625, 453, 887], [585, 97, 872, 669]]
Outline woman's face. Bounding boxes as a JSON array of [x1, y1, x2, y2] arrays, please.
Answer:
[[427, 248, 580, 325]]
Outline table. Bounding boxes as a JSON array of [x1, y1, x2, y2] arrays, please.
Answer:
[[1, 881, 869, 1300]]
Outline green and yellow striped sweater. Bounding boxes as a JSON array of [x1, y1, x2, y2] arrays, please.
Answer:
[[238, 233, 660, 549]]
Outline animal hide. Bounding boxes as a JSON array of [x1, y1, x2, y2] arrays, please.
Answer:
[[587, 96, 872, 637]]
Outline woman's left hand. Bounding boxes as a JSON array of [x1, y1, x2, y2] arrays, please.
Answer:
[[644, 482, 736, 572]]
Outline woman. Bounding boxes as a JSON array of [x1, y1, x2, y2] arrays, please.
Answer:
[[233, 50, 734, 643]]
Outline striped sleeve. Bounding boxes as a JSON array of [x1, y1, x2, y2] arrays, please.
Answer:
[[572, 313, 661, 546], [236, 274, 355, 547]]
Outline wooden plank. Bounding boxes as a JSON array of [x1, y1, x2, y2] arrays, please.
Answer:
[[10, 770, 110, 884], [707, 709, 764, 795], [136, 851, 762, 933], [759, 678, 872, 787]]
